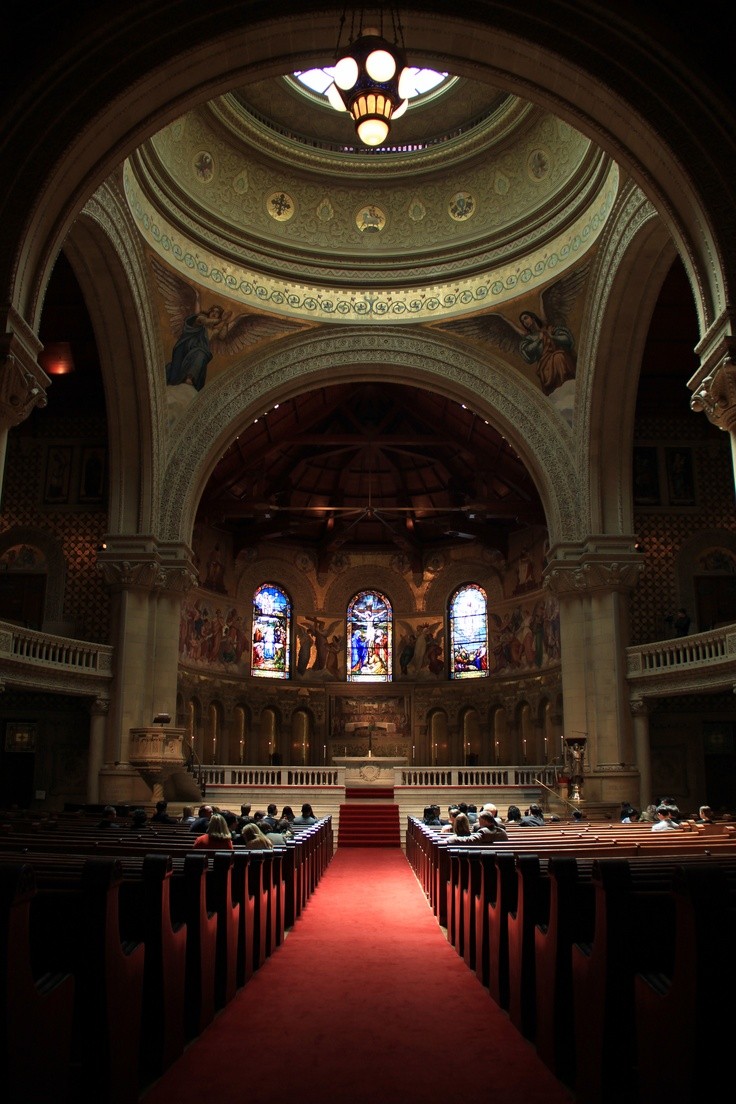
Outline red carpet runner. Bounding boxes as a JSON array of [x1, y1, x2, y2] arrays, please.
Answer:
[[141, 849, 574, 1103]]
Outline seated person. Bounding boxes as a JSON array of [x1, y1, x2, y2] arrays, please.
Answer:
[[97, 804, 122, 829], [518, 803, 546, 826], [443, 810, 508, 844], [241, 822, 274, 849], [193, 812, 234, 850], [151, 799, 177, 824]]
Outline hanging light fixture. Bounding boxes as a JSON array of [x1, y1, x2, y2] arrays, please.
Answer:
[[39, 340, 75, 376], [326, 8, 415, 147]]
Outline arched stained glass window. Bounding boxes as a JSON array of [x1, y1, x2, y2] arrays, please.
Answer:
[[251, 583, 291, 679], [449, 583, 488, 679], [347, 590, 392, 682]]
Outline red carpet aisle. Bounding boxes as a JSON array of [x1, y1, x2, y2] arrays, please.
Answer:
[[141, 850, 574, 1104]]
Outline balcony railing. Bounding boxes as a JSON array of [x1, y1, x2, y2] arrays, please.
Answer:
[[626, 623, 736, 695], [0, 619, 113, 693]]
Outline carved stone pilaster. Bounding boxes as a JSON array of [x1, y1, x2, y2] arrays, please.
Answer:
[[690, 353, 736, 432], [0, 306, 49, 429]]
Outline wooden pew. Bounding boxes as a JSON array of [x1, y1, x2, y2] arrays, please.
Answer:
[[0, 863, 76, 1104], [571, 855, 736, 1102], [27, 857, 146, 1104], [167, 852, 218, 1041], [207, 850, 240, 1010], [533, 854, 597, 1084], [117, 853, 187, 1083], [634, 861, 736, 1098]]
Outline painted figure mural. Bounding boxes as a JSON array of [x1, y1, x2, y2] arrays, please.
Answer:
[[438, 261, 590, 396]]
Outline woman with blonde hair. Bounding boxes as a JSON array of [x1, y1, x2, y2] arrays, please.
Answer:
[[192, 811, 234, 850], [241, 822, 273, 849]]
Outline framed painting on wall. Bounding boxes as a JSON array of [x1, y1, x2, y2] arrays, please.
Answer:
[[633, 446, 660, 505], [43, 445, 72, 504], [78, 446, 106, 503], [665, 446, 695, 504], [5, 722, 37, 752]]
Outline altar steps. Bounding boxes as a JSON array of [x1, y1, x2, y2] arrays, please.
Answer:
[[345, 787, 394, 801], [338, 803, 401, 847]]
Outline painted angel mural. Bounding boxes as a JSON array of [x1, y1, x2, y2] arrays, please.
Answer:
[[439, 261, 591, 396], [150, 255, 307, 392], [397, 620, 445, 678]]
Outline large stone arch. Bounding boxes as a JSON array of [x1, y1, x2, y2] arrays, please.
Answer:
[[161, 326, 580, 546], [322, 566, 416, 617], [62, 180, 165, 533], [2, 3, 732, 369], [577, 182, 679, 534], [0, 525, 67, 627]]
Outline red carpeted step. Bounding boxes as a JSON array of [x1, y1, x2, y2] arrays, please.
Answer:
[[345, 787, 394, 800], [338, 803, 400, 847]]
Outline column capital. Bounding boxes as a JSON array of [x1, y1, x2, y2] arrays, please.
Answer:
[[0, 306, 49, 430], [690, 352, 736, 432], [97, 536, 197, 593], [630, 697, 651, 717], [544, 549, 644, 598]]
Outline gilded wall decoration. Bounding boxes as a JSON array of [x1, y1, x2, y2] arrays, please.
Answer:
[[267, 191, 295, 221]]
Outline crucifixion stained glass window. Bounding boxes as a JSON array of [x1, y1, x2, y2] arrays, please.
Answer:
[[347, 590, 392, 682]]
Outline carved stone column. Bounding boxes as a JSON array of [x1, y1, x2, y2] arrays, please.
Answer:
[[86, 697, 109, 804], [0, 307, 49, 487], [96, 538, 197, 779], [630, 698, 651, 810], [544, 540, 644, 803]]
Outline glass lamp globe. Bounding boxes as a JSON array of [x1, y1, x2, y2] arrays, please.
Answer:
[[326, 82, 347, 111], [357, 117, 390, 146], [334, 55, 359, 90], [365, 48, 396, 82]]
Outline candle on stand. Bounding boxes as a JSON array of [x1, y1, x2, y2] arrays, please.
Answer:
[[323, 744, 326, 763]]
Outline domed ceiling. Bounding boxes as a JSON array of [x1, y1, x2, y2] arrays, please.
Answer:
[[121, 64, 622, 556]]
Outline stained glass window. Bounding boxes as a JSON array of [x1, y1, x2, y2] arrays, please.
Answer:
[[449, 584, 488, 679], [251, 583, 291, 679], [347, 590, 392, 682]]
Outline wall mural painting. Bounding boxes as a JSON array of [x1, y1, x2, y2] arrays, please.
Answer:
[[487, 594, 561, 674], [148, 253, 309, 423], [178, 593, 250, 673], [397, 619, 445, 679], [295, 616, 345, 681], [436, 260, 591, 425]]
